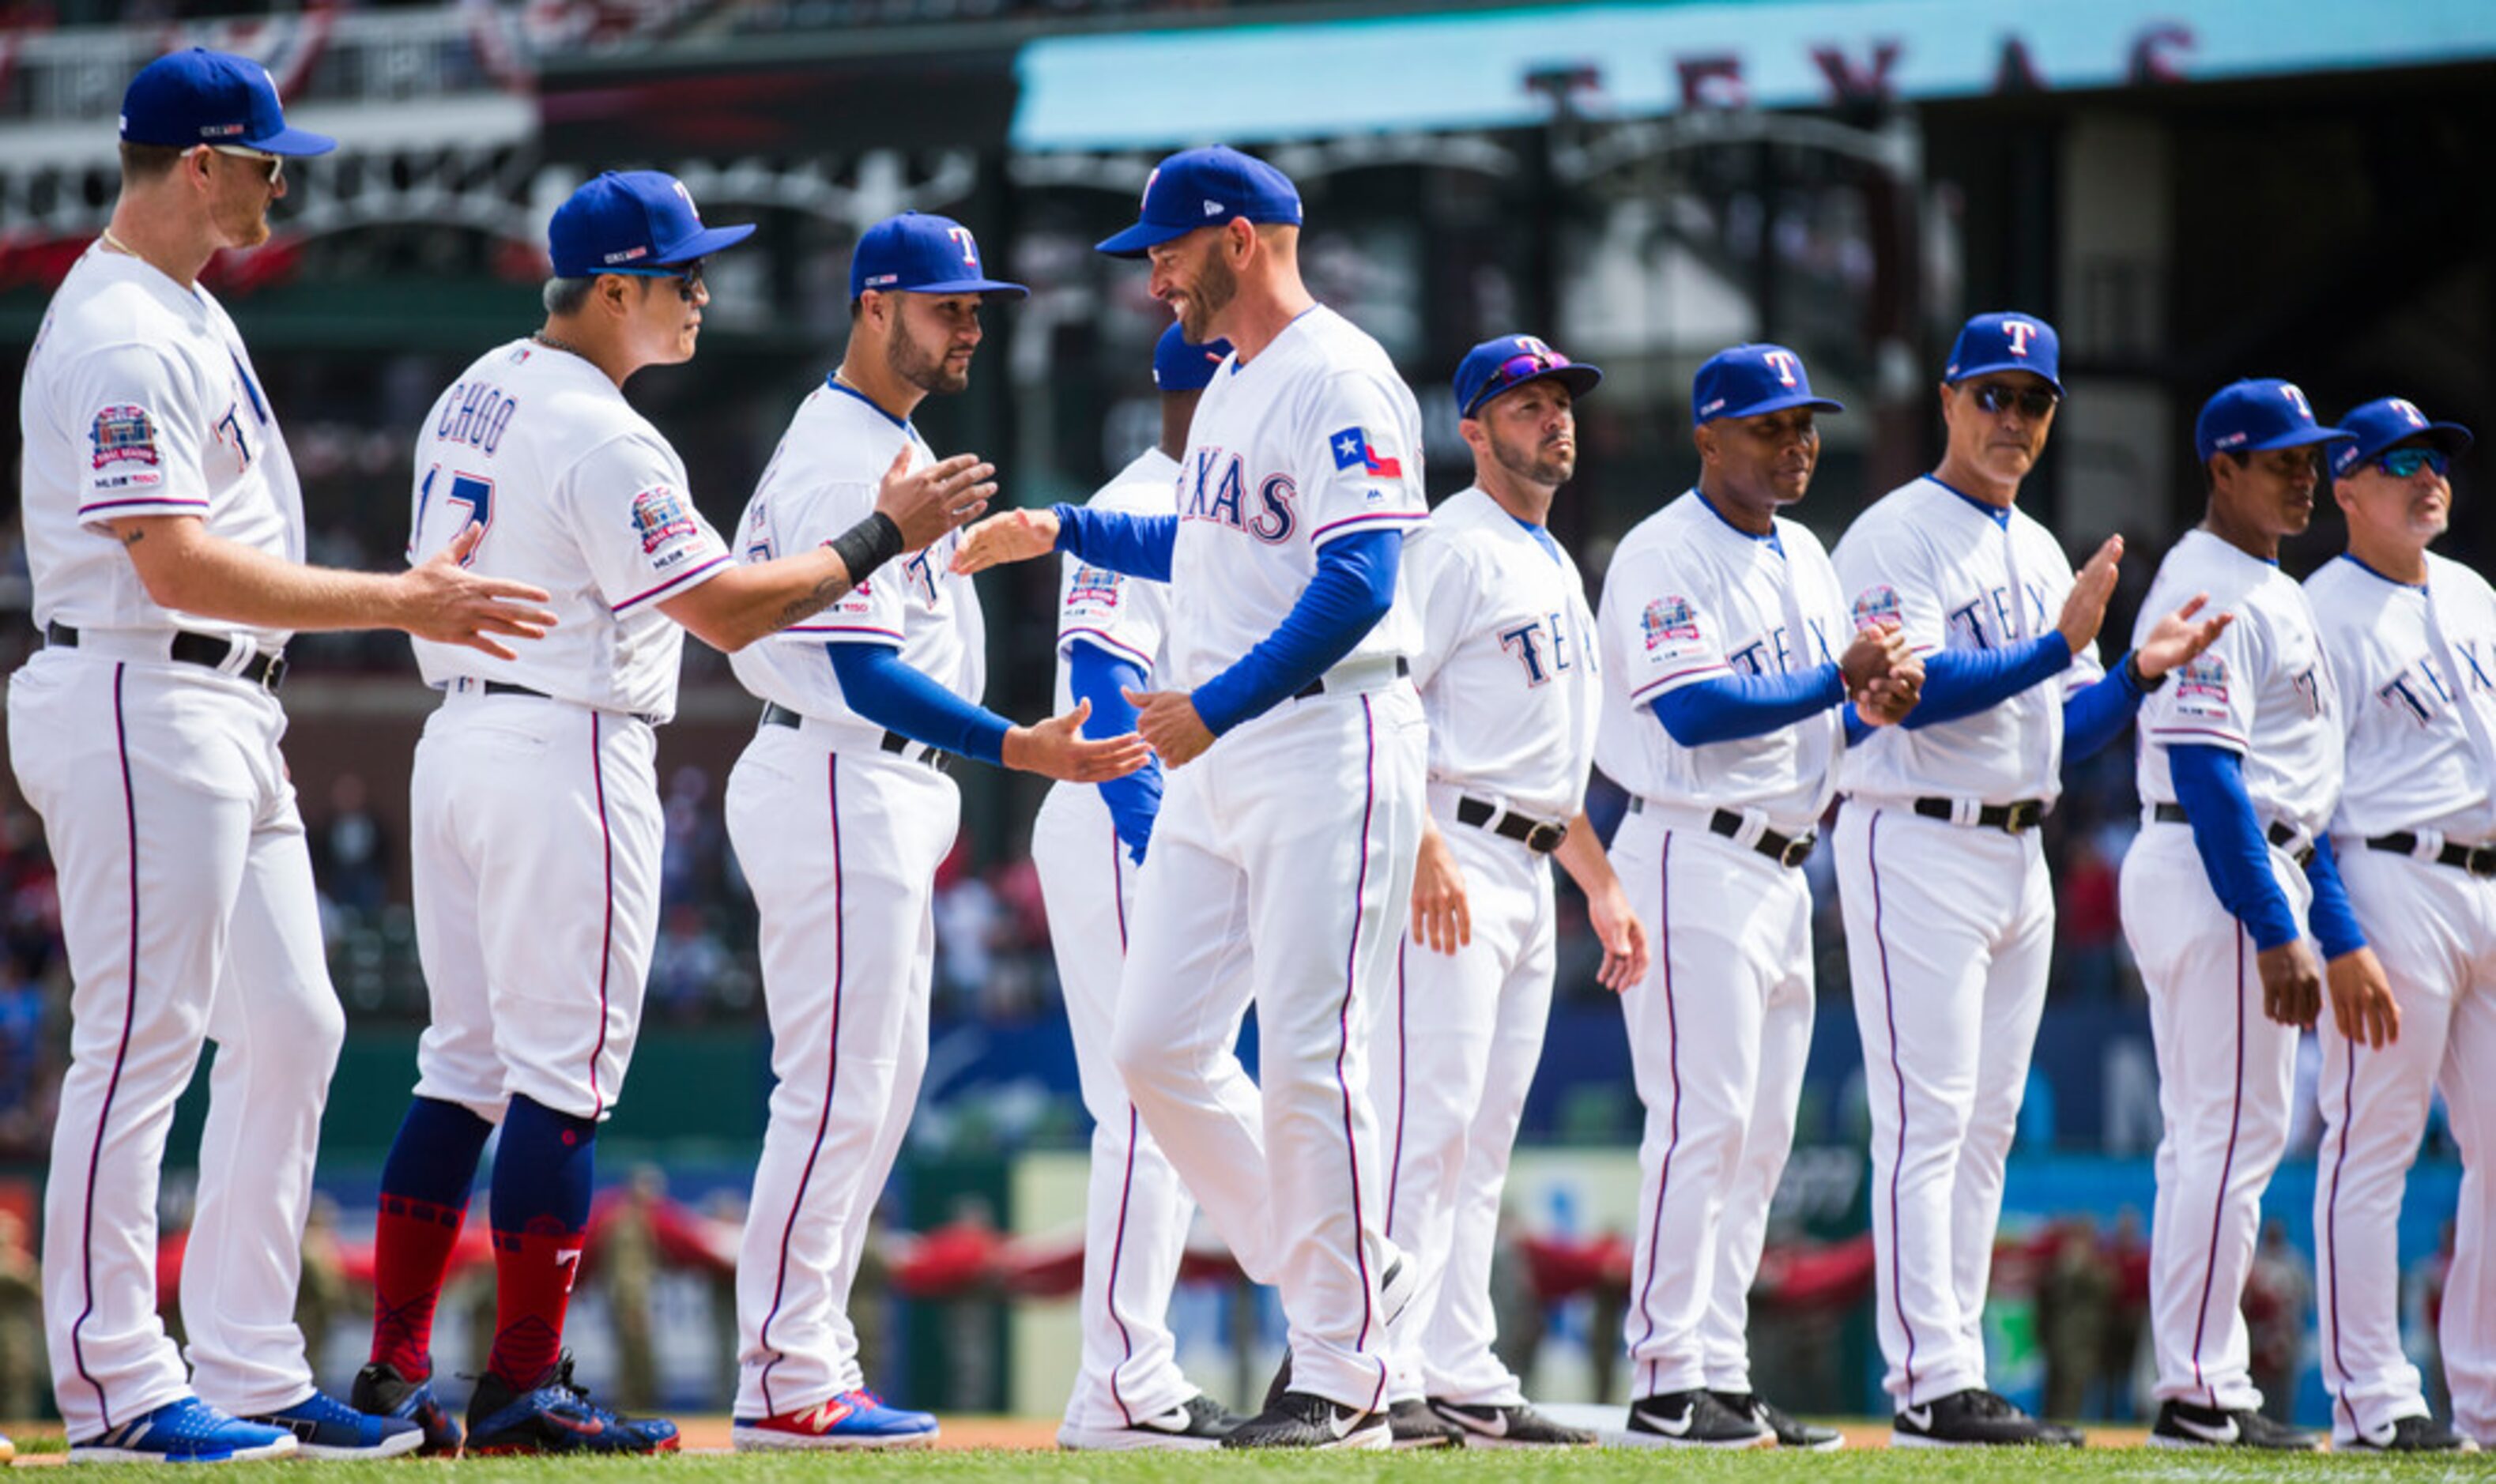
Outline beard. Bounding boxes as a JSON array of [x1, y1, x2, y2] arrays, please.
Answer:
[[1176, 254, 1238, 344], [887, 322, 968, 395], [1488, 425, 1574, 488]]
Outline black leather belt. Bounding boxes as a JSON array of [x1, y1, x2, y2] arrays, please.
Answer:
[[1623, 799, 1814, 868], [1295, 656, 1408, 701], [1453, 796, 1567, 854], [761, 702, 949, 774], [46, 620, 285, 692], [2152, 802, 2314, 868], [466, 678, 658, 728], [1913, 797, 2046, 834], [2367, 831, 2496, 878]]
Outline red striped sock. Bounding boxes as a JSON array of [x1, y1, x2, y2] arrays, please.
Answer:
[[368, 1195, 468, 1378], [484, 1218, 587, 1391]]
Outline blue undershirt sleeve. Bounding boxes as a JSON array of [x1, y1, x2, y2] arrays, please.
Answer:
[[2061, 651, 2147, 763], [1066, 638, 1164, 862], [1902, 633, 2073, 729], [826, 642, 1010, 766], [2168, 744, 2301, 951], [1051, 503, 1176, 582], [2302, 834, 2370, 962], [1843, 703, 1873, 747], [1190, 529, 1400, 737], [1648, 663, 1846, 747]]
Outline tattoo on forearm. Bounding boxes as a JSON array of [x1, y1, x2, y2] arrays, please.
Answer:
[[771, 574, 854, 631]]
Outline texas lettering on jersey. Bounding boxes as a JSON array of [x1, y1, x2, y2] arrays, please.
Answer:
[[2378, 640, 2496, 726], [1944, 581, 2049, 650], [1499, 609, 1589, 687], [1178, 445, 1296, 544], [1729, 619, 1834, 677]]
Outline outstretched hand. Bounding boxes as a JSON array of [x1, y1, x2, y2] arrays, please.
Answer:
[[399, 523, 558, 660], [2057, 534, 2122, 653], [2134, 593, 2232, 683], [951, 507, 1061, 575], [1002, 698, 1152, 782]]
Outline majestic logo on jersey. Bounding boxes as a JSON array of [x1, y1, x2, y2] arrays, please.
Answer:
[[630, 484, 699, 556], [90, 405, 160, 470], [1850, 584, 1902, 627], [1180, 446, 1296, 544], [1329, 426, 1403, 479], [2002, 318, 2040, 356], [1640, 596, 1702, 653]]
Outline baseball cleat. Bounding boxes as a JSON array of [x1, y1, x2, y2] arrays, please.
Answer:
[[1386, 1397, 1464, 1448], [2343, 1414, 2479, 1452], [242, 1388, 424, 1459], [1259, 1253, 1415, 1411], [0, 1431, 11, 1464], [1711, 1390, 1842, 1450], [1891, 1388, 2083, 1447], [349, 1361, 462, 1456], [464, 1352, 679, 1455], [1626, 1388, 1774, 1448], [69, 1395, 299, 1464], [1220, 1391, 1389, 1450], [734, 1389, 938, 1450], [1427, 1399, 1596, 1448], [2149, 1399, 2321, 1451], [1057, 1394, 1241, 1451]]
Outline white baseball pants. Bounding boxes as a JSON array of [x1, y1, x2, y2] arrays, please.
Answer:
[[409, 693, 662, 1124], [9, 652, 342, 1435], [1108, 684, 1425, 1414], [1614, 809, 1814, 1399], [2121, 821, 2311, 1411], [726, 725, 959, 1419], [1834, 802, 2053, 1407], [1031, 782, 1214, 1430], [2316, 846, 2496, 1443], [1373, 793, 1555, 1407]]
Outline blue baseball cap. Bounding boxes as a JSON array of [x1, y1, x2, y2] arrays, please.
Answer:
[[850, 212, 1027, 300], [119, 48, 334, 156], [2328, 396, 2473, 479], [2193, 379, 2351, 465], [1152, 322, 1233, 393], [1096, 146, 1302, 258], [1944, 311, 2061, 394], [549, 171, 753, 279], [1453, 334, 1601, 419], [1691, 342, 1842, 425]]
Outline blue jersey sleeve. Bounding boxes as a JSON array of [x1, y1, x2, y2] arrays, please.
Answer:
[[826, 642, 1011, 766], [2061, 651, 2147, 763], [1190, 529, 1400, 736], [1067, 638, 1163, 862], [1053, 503, 1176, 582], [1903, 633, 2072, 730], [1648, 663, 1846, 747], [2169, 743, 2301, 951], [2302, 834, 2369, 962]]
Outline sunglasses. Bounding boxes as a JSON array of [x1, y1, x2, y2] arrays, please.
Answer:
[[609, 260, 706, 302], [1967, 382, 2060, 419], [205, 144, 284, 186], [1469, 349, 1575, 415], [2373, 447, 2450, 479]]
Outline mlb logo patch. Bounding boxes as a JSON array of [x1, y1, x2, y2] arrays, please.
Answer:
[[630, 484, 699, 555], [91, 405, 160, 469], [1851, 584, 1902, 627], [1641, 595, 1702, 652]]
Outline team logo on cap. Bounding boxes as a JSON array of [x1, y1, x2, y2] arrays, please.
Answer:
[[948, 226, 981, 267], [2391, 398, 2428, 427], [1763, 349, 1800, 387], [2280, 383, 2313, 419], [2003, 319, 2039, 356], [1140, 168, 1159, 208]]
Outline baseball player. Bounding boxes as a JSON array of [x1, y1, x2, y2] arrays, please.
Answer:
[[2305, 397, 2489, 1452], [1370, 333, 1642, 1452], [956, 145, 1429, 1450], [1830, 312, 2228, 1447], [1035, 322, 1249, 1452], [1598, 344, 1917, 1449], [723, 212, 1146, 1451], [353, 178, 998, 1457], [2124, 379, 2396, 1451], [9, 50, 556, 1463]]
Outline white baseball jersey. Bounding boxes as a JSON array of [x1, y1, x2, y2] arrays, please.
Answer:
[[1053, 447, 1178, 710], [1597, 490, 1848, 832], [1831, 476, 2102, 806], [2134, 528, 2342, 837], [730, 382, 984, 721], [1166, 306, 1427, 695], [407, 338, 732, 724], [2306, 552, 2496, 842], [1407, 488, 1599, 819], [21, 243, 303, 652]]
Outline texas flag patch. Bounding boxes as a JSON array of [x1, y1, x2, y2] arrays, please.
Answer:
[[1329, 426, 1402, 478]]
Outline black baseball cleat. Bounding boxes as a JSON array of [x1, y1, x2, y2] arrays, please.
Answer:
[[1220, 1391, 1389, 1451], [2343, 1414, 2479, 1453], [1386, 1398, 1464, 1448], [1892, 1388, 2083, 1447], [1260, 1255, 1415, 1413], [349, 1361, 463, 1456], [464, 1352, 679, 1455], [2149, 1399, 2321, 1451], [1712, 1390, 1843, 1450], [1427, 1399, 1596, 1448], [1626, 1388, 1774, 1448], [1057, 1393, 1244, 1451]]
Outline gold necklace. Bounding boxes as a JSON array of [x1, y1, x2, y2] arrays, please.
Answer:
[[99, 228, 136, 256], [532, 330, 586, 360]]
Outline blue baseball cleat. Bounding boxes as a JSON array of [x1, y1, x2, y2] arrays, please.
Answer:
[[465, 1352, 679, 1456], [733, 1389, 941, 1450], [244, 1388, 425, 1459], [349, 1361, 462, 1456], [69, 1395, 298, 1463]]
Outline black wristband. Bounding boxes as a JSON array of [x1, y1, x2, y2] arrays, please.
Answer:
[[830, 511, 905, 586], [2124, 650, 2166, 693]]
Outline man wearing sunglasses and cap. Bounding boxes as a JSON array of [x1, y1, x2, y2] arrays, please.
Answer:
[[1364, 335, 1643, 1451], [722, 211, 1146, 1451], [355, 179, 1001, 1457], [1828, 313, 2227, 1448], [11, 47, 564, 1463], [2121, 379, 2396, 1452], [956, 145, 1430, 1449], [1599, 344, 1921, 1450], [2302, 397, 2487, 1453]]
